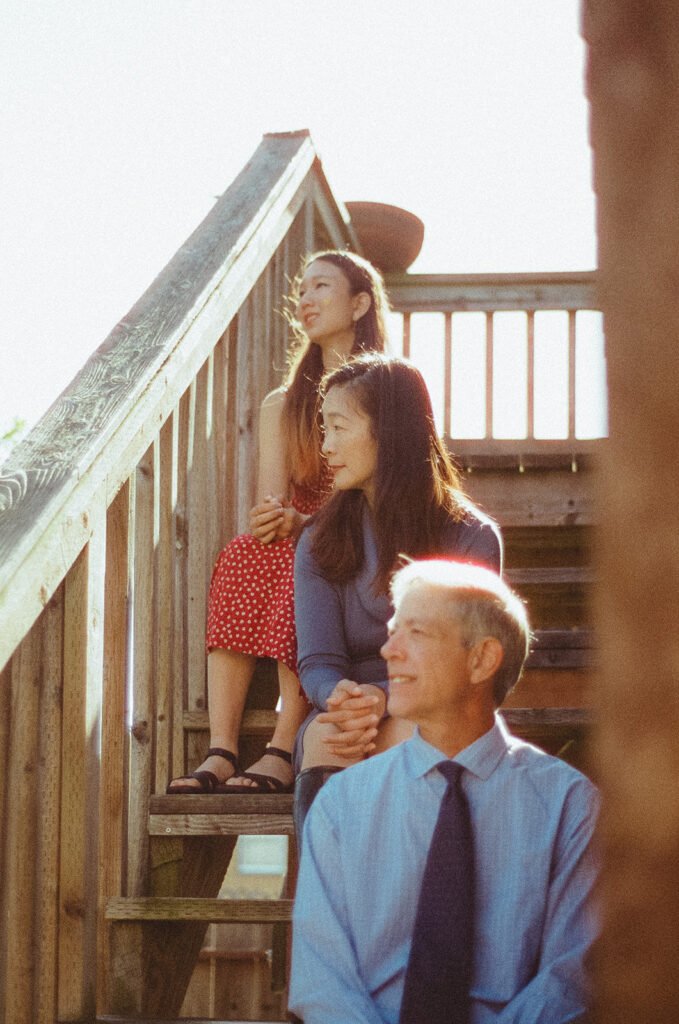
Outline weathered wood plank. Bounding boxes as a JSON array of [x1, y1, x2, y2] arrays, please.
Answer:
[[150, 793, 292, 815], [386, 271, 598, 312], [4, 621, 41, 1024], [461, 466, 596, 529], [58, 499, 106, 1022], [128, 449, 155, 897], [150, 814, 294, 837], [154, 418, 174, 794], [172, 392, 190, 781], [183, 707, 278, 736], [505, 567, 594, 585], [97, 481, 131, 1015], [106, 898, 293, 923], [187, 367, 209, 713], [35, 588, 65, 1024]]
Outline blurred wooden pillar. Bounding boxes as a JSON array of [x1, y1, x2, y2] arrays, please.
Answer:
[[583, 3, 679, 1021]]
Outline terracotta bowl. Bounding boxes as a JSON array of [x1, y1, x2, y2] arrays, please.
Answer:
[[345, 201, 425, 274]]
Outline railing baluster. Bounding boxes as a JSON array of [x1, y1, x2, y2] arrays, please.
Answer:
[[155, 417, 174, 795], [444, 313, 452, 438], [128, 448, 155, 899], [485, 312, 494, 439], [98, 479, 130, 1010], [527, 311, 535, 440], [568, 309, 577, 440], [402, 312, 411, 359]]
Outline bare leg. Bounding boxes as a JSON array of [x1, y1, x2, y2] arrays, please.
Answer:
[[300, 717, 362, 771], [226, 661, 309, 788], [167, 648, 255, 792], [300, 714, 415, 770]]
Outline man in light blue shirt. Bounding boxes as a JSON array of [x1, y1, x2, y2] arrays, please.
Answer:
[[289, 559, 599, 1023]]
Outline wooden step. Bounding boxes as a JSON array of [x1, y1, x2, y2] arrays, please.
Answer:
[[505, 567, 594, 586], [99, 1017, 287, 1023], [107, 897, 293, 923], [149, 793, 294, 837], [525, 628, 593, 669]]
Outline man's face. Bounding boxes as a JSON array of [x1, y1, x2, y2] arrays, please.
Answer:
[[381, 581, 473, 727]]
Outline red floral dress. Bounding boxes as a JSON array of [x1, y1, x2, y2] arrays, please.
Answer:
[[205, 466, 332, 674]]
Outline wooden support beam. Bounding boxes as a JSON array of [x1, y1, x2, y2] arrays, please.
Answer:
[[584, 3, 679, 1020]]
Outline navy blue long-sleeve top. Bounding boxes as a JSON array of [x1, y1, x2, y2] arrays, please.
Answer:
[[294, 499, 502, 711]]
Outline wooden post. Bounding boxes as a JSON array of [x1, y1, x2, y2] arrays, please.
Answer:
[[58, 496, 106, 1020], [584, 3, 679, 1020], [97, 481, 131, 1013]]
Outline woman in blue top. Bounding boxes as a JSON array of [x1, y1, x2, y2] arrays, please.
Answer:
[[293, 352, 502, 829]]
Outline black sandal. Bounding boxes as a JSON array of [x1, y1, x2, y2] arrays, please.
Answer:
[[219, 746, 293, 793], [166, 747, 240, 794]]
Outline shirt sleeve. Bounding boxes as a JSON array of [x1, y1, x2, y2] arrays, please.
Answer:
[[294, 527, 352, 709], [454, 514, 503, 574], [289, 793, 388, 1024], [491, 779, 600, 1023]]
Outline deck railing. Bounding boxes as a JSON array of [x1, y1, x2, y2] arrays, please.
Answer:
[[0, 130, 357, 1024], [386, 271, 604, 460]]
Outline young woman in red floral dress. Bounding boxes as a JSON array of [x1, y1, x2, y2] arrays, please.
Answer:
[[167, 250, 390, 794]]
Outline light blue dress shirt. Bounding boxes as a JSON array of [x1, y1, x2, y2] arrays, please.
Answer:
[[289, 716, 599, 1024]]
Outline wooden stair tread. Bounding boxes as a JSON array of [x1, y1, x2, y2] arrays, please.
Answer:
[[149, 812, 294, 836], [106, 896, 293, 923], [98, 1017, 287, 1023], [505, 567, 593, 585]]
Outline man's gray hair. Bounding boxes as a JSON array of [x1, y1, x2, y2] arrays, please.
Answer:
[[390, 559, 531, 705]]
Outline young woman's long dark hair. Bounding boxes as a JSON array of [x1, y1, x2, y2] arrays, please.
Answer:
[[309, 353, 466, 593], [281, 251, 389, 487]]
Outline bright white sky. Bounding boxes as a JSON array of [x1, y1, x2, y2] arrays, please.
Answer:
[[1, 0, 597, 435]]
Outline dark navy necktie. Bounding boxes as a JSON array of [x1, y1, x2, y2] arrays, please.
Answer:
[[399, 760, 475, 1024]]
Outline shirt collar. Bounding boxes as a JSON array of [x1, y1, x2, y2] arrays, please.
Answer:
[[405, 712, 509, 782]]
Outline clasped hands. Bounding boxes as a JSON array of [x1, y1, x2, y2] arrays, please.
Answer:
[[249, 494, 298, 544], [316, 679, 387, 760]]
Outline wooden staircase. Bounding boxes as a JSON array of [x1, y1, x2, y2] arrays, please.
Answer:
[[101, 447, 596, 1022]]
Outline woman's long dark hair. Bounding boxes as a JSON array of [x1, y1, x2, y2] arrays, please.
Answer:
[[309, 353, 466, 593], [281, 251, 389, 487]]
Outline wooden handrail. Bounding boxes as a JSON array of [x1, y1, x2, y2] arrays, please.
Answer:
[[0, 131, 355, 672]]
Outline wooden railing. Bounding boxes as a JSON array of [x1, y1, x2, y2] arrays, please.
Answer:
[[386, 271, 604, 460], [0, 130, 358, 1024]]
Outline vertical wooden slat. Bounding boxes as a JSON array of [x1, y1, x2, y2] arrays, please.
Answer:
[[526, 310, 536, 440], [304, 190, 315, 253], [568, 309, 577, 440], [0, 655, 10, 1024], [212, 331, 230, 558], [155, 417, 175, 793], [4, 623, 40, 1024], [128, 448, 155, 897], [236, 296, 257, 532], [97, 480, 131, 1013], [485, 311, 494, 439], [187, 365, 209, 714], [224, 318, 240, 544], [443, 313, 452, 438], [35, 587, 65, 1024], [58, 497, 107, 1021], [172, 393, 190, 779], [402, 312, 411, 359]]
